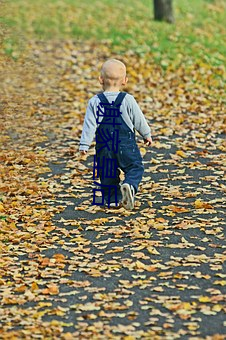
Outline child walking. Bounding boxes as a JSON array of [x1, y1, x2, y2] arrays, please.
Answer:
[[79, 59, 152, 210]]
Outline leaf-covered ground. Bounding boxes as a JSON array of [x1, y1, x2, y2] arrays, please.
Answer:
[[0, 39, 225, 339]]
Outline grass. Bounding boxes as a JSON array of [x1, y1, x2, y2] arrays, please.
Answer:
[[1, 0, 226, 65]]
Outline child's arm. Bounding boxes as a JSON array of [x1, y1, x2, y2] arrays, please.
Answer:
[[79, 99, 97, 153], [128, 95, 152, 144]]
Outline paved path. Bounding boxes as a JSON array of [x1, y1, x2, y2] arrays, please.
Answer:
[[39, 127, 225, 339]]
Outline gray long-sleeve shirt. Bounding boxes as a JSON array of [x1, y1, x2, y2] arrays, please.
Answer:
[[79, 91, 151, 151]]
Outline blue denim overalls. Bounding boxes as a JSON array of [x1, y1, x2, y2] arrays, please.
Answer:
[[94, 92, 144, 205]]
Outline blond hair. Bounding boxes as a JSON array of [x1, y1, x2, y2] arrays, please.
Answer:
[[100, 59, 126, 87]]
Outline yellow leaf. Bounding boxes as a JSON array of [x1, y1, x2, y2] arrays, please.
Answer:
[[198, 296, 211, 303], [53, 253, 66, 262], [176, 150, 187, 158], [106, 247, 124, 254], [0, 203, 5, 212], [214, 280, 226, 286], [151, 158, 160, 164], [194, 199, 213, 209], [9, 222, 16, 228], [92, 218, 108, 225], [182, 302, 193, 310], [187, 323, 199, 331], [62, 333, 74, 340], [48, 284, 59, 295], [70, 236, 85, 243], [135, 260, 147, 269], [140, 147, 146, 156], [31, 282, 39, 292], [147, 246, 160, 255], [14, 285, 27, 293], [50, 320, 60, 326], [37, 302, 52, 309], [155, 224, 167, 230], [42, 284, 59, 295], [153, 286, 164, 292], [135, 260, 157, 272], [212, 304, 223, 312]]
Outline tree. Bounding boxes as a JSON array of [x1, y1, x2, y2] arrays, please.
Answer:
[[153, 0, 174, 23]]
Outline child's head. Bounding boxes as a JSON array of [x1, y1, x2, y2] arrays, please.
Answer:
[[99, 59, 128, 91]]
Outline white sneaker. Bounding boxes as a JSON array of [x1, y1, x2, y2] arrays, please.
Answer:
[[109, 201, 122, 208], [120, 183, 135, 210]]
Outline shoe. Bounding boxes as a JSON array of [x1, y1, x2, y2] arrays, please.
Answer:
[[109, 201, 122, 208], [120, 183, 135, 210]]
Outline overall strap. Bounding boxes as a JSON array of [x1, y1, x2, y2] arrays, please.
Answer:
[[97, 92, 127, 107], [97, 93, 109, 105], [113, 92, 127, 107]]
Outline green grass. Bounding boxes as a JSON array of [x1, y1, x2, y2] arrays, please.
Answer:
[[1, 0, 225, 65]]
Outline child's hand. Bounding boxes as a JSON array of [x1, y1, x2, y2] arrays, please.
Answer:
[[144, 137, 152, 146], [80, 150, 87, 155]]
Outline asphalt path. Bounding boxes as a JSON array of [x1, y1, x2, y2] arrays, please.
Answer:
[[33, 126, 225, 339]]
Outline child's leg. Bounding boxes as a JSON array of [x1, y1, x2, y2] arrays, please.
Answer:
[[100, 168, 121, 204], [95, 150, 122, 205], [118, 143, 144, 193]]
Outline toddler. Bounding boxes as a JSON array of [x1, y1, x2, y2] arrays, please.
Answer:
[[79, 59, 152, 209]]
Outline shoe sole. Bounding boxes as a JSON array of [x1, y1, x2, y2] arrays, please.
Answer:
[[108, 204, 122, 209], [120, 183, 134, 210]]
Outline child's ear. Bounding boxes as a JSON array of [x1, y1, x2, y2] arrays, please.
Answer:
[[122, 77, 128, 85], [99, 76, 104, 84]]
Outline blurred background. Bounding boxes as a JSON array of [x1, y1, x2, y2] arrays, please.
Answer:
[[1, 0, 225, 67]]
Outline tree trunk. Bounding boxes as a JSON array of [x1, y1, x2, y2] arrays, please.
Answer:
[[153, 0, 174, 23]]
